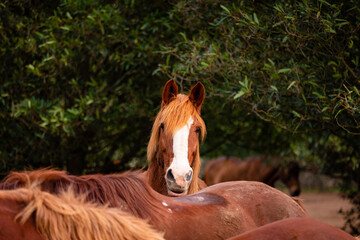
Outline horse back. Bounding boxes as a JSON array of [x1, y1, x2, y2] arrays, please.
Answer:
[[204, 156, 243, 185], [204, 156, 268, 185]]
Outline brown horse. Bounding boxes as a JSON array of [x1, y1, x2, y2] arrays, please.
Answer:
[[0, 182, 164, 240], [227, 218, 356, 240], [2, 169, 308, 240], [146, 79, 207, 196], [204, 155, 301, 196]]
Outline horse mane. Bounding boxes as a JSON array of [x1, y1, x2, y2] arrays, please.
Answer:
[[3, 169, 167, 221], [147, 94, 206, 194], [0, 182, 164, 240]]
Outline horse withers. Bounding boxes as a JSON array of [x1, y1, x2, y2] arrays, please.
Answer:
[[145, 79, 207, 196], [204, 155, 301, 196]]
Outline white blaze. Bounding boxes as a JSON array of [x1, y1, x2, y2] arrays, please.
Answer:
[[169, 117, 193, 177]]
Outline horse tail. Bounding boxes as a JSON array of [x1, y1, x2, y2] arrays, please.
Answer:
[[1, 182, 164, 240], [291, 197, 308, 216]]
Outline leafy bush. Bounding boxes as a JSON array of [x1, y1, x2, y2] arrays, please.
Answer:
[[0, 0, 173, 174], [1, 0, 360, 232]]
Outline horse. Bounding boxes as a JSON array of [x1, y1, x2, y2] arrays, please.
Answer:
[[204, 155, 301, 196], [226, 218, 356, 240], [145, 79, 207, 196], [2, 168, 308, 240], [0, 181, 164, 240]]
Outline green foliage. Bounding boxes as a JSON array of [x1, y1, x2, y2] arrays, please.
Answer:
[[156, 0, 360, 232], [157, 0, 360, 169], [1, 1, 360, 230], [0, 0, 173, 174], [160, 0, 359, 135]]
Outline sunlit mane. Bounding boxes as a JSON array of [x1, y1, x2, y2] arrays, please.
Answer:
[[3, 169, 167, 221], [147, 94, 206, 164], [0, 182, 164, 240]]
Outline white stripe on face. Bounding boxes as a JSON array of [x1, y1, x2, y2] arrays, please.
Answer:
[[169, 116, 193, 178]]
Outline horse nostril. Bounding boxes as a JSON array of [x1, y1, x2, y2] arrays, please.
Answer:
[[185, 170, 193, 183], [166, 169, 175, 182]]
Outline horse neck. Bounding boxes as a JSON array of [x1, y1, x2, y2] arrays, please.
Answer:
[[261, 166, 281, 186], [147, 156, 168, 195]]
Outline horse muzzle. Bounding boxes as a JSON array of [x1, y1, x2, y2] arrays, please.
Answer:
[[165, 168, 193, 196], [290, 188, 301, 197]]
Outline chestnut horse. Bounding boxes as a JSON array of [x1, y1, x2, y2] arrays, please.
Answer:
[[204, 155, 301, 196], [146, 79, 207, 196], [2, 169, 307, 240], [0, 182, 164, 240], [227, 218, 356, 240]]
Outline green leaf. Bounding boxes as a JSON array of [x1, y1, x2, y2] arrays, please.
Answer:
[[287, 81, 296, 90], [321, 107, 329, 112], [270, 85, 278, 92], [234, 90, 246, 99], [39, 40, 56, 48], [291, 110, 301, 118], [332, 73, 342, 79], [253, 13, 259, 24], [26, 64, 35, 70], [179, 32, 187, 42], [349, 40, 354, 49], [166, 55, 171, 66], [201, 62, 209, 68], [282, 36, 288, 43], [220, 5, 231, 14], [312, 92, 326, 99], [353, 86, 360, 96], [43, 56, 55, 62], [294, 122, 302, 132], [66, 12, 73, 19], [60, 26, 70, 31], [278, 68, 291, 73], [334, 108, 345, 118], [268, 58, 275, 66]]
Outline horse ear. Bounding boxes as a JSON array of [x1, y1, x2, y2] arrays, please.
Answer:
[[189, 82, 205, 112], [162, 79, 178, 105]]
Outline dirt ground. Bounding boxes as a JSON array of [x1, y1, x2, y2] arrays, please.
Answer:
[[300, 191, 352, 229]]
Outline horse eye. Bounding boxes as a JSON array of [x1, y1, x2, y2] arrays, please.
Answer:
[[195, 127, 201, 134], [160, 123, 165, 131]]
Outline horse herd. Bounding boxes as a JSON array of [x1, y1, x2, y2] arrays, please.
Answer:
[[0, 80, 356, 240]]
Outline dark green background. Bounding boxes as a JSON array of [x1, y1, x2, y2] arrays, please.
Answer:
[[1, 0, 359, 232]]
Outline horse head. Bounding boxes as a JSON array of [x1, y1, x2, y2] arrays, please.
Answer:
[[147, 79, 206, 196], [280, 161, 301, 197]]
